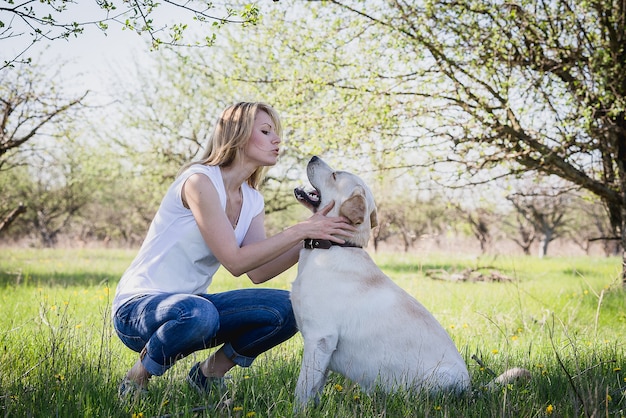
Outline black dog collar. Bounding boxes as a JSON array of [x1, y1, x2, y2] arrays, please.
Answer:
[[303, 238, 362, 250]]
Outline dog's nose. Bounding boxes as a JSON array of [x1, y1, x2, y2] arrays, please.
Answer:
[[310, 156, 320, 163]]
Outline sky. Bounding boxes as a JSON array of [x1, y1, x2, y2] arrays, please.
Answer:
[[5, 34, 140, 106], [1, 1, 224, 100]]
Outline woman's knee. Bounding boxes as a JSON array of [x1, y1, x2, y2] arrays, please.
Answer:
[[270, 290, 297, 332], [169, 295, 221, 337]]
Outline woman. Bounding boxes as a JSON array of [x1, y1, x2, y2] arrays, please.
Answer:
[[112, 102, 355, 399]]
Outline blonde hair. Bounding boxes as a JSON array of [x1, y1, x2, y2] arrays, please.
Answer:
[[178, 102, 282, 189]]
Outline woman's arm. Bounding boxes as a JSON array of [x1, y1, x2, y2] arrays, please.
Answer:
[[183, 173, 354, 278], [241, 212, 302, 284]]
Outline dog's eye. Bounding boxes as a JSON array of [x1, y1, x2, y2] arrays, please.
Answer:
[[332, 172, 337, 180]]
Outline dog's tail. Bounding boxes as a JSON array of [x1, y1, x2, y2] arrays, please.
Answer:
[[472, 355, 531, 391], [484, 367, 531, 390]]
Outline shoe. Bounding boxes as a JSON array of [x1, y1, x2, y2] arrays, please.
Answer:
[[118, 377, 148, 401], [187, 362, 229, 396]]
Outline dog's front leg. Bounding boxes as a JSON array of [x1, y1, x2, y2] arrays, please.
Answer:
[[294, 334, 338, 411]]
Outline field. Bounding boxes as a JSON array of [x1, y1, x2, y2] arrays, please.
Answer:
[[0, 248, 625, 417]]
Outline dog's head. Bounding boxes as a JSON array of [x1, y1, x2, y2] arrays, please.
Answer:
[[294, 156, 378, 247]]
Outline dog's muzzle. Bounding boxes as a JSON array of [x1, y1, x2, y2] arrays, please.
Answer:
[[294, 187, 321, 208]]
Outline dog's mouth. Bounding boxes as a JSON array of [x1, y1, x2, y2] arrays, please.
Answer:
[[294, 186, 321, 210]]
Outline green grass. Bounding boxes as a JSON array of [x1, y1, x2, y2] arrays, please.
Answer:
[[1, 248, 625, 417]]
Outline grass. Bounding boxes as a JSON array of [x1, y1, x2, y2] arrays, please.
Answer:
[[0, 248, 625, 417]]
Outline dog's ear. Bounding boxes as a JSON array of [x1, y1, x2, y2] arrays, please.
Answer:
[[369, 206, 378, 228], [340, 193, 366, 225]]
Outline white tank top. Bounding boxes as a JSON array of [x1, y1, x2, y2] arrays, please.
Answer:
[[112, 164, 264, 314]]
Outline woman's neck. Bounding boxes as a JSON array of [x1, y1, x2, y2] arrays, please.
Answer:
[[219, 163, 253, 193]]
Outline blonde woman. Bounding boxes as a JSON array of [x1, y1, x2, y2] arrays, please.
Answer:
[[112, 102, 355, 398]]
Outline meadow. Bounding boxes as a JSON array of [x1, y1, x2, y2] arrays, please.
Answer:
[[0, 248, 624, 417]]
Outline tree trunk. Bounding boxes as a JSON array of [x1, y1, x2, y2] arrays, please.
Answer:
[[0, 203, 26, 234], [622, 206, 626, 287], [538, 230, 553, 259]]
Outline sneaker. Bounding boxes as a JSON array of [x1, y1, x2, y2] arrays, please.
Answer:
[[187, 362, 229, 396], [118, 377, 148, 401]]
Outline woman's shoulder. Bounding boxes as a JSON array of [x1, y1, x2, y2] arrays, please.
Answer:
[[178, 164, 221, 185], [172, 164, 224, 200], [181, 164, 219, 177]]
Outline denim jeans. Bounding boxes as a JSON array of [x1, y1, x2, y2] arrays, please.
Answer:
[[113, 288, 297, 376]]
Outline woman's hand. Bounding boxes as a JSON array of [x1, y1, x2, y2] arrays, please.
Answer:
[[298, 202, 357, 244]]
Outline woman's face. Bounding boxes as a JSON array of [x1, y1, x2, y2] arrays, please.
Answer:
[[244, 111, 281, 167]]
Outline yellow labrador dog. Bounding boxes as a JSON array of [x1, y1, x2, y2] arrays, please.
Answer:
[[291, 156, 472, 409], [292, 157, 530, 409]]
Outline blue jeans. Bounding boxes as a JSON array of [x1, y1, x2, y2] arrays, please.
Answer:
[[113, 288, 297, 376]]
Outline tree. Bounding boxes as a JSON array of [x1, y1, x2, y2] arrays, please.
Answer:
[[1, 1, 262, 68], [0, 61, 86, 170], [105, 45, 314, 233], [377, 193, 450, 253], [292, 0, 626, 284], [507, 189, 572, 258], [74, 148, 166, 247], [0, 202, 26, 234], [1, 134, 99, 247], [502, 209, 536, 256], [371, 210, 394, 252], [567, 194, 618, 256], [0, 60, 86, 234], [16, 0, 612, 255], [453, 206, 496, 255], [106, 32, 396, 223]]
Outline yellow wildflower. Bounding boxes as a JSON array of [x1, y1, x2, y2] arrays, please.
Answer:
[[233, 406, 244, 412], [546, 404, 554, 415], [245, 412, 256, 418], [334, 384, 343, 392]]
